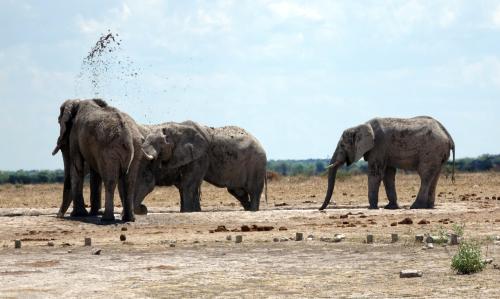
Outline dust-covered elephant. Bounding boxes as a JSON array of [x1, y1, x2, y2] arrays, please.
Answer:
[[319, 116, 455, 210], [139, 121, 267, 212], [52, 99, 145, 222]]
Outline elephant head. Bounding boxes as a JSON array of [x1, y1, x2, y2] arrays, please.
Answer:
[[141, 124, 208, 169], [319, 123, 375, 210], [52, 99, 81, 156]]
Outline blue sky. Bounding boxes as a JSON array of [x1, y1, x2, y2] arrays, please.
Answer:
[[1, 0, 500, 170]]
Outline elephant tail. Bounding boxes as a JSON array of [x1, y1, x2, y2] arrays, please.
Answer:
[[436, 120, 455, 184], [264, 170, 268, 205], [118, 113, 135, 175]]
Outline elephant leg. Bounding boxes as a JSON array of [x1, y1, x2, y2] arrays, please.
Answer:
[[57, 147, 73, 218], [248, 180, 264, 211], [228, 188, 251, 210], [410, 166, 439, 209], [179, 162, 207, 212], [89, 169, 102, 216], [122, 171, 137, 222], [383, 167, 399, 209], [368, 174, 382, 209], [426, 168, 442, 208], [69, 158, 88, 217], [101, 178, 117, 221]]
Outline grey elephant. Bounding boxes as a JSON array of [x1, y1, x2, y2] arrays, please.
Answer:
[[52, 98, 145, 222], [139, 121, 267, 212], [319, 116, 455, 210]]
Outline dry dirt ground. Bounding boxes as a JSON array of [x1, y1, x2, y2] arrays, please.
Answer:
[[0, 173, 499, 298]]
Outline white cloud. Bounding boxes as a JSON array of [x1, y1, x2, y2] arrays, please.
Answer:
[[439, 8, 457, 28], [267, 2, 323, 21], [492, 4, 500, 28]]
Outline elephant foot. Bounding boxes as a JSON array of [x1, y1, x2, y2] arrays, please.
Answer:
[[368, 205, 379, 209], [121, 214, 135, 223], [101, 213, 116, 222], [384, 203, 399, 209], [70, 208, 89, 217], [410, 201, 427, 209], [89, 209, 103, 216], [134, 204, 148, 215]]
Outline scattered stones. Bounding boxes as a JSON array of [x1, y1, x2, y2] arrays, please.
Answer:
[[418, 219, 430, 225], [214, 225, 229, 232], [366, 234, 374, 244], [84, 237, 92, 246], [295, 233, 303, 241], [391, 234, 399, 243], [415, 235, 424, 242], [278, 227, 288, 231], [400, 270, 423, 278], [340, 214, 348, 219], [169, 244, 175, 248], [121, 227, 128, 231], [484, 258, 493, 264], [235, 235, 243, 243], [450, 234, 459, 245], [241, 225, 274, 232], [92, 249, 102, 255], [226, 235, 232, 241], [47, 241, 54, 247], [14, 240, 21, 249], [61, 242, 71, 247], [398, 217, 413, 225], [390, 222, 397, 227], [120, 234, 126, 241]]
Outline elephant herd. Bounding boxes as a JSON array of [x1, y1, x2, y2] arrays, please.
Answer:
[[52, 98, 455, 222]]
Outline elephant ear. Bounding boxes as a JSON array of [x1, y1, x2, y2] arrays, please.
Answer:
[[166, 126, 208, 169], [353, 124, 375, 162], [52, 100, 79, 155]]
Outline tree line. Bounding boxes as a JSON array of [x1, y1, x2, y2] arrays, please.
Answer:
[[0, 154, 499, 184]]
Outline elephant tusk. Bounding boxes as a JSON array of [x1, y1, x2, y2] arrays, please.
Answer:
[[52, 145, 60, 156], [326, 161, 341, 169], [142, 149, 155, 160]]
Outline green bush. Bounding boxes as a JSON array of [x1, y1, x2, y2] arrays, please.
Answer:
[[451, 241, 486, 274]]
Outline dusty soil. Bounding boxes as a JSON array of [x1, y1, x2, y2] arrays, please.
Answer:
[[0, 173, 499, 298]]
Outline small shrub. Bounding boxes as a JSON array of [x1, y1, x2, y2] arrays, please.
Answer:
[[452, 223, 465, 237], [451, 241, 486, 274]]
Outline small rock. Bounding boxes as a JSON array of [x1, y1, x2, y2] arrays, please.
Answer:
[[273, 237, 279, 242], [450, 234, 459, 245], [366, 234, 374, 244], [484, 258, 493, 264], [241, 225, 250, 232], [400, 269, 423, 278], [92, 249, 102, 255], [295, 232, 303, 241], [417, 219, 430, 225], [307, 234, 315, 240], [334, 234, 346, 242], [84, 237, 92, 246], [67, 250, 72, 253], [425, 236, 434, 243], [415, 235, 424, 242], [169, 243, 175, 248], [215, 225, 228, 232], [398, 217, 413, 225], [279, 237, 289, 242], [391, 233, 399, 243], [390, 222, 397, 227], [14, 240, 21, 249], [427, 243, 434, 249], [235, 235, 243, 243], [120, 234, 126, 241], [121, 227, 128, 231], [278, 227, 288, 231], [226, 235, 232, 241], [47, 241, 54, 247]]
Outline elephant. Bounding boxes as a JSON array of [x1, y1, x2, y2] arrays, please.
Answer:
[[52, 98, 145, 222], [319, 116, 455, 210], [139, 121, 268, 212]]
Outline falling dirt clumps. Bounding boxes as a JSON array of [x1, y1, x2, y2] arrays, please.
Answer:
[[76, 30, 141, 99]]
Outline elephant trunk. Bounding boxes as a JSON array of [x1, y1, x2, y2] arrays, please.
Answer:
[[319, 155, 343, 210]]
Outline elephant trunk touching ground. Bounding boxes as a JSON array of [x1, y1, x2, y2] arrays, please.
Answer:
[[319, 151, 344, 210]]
